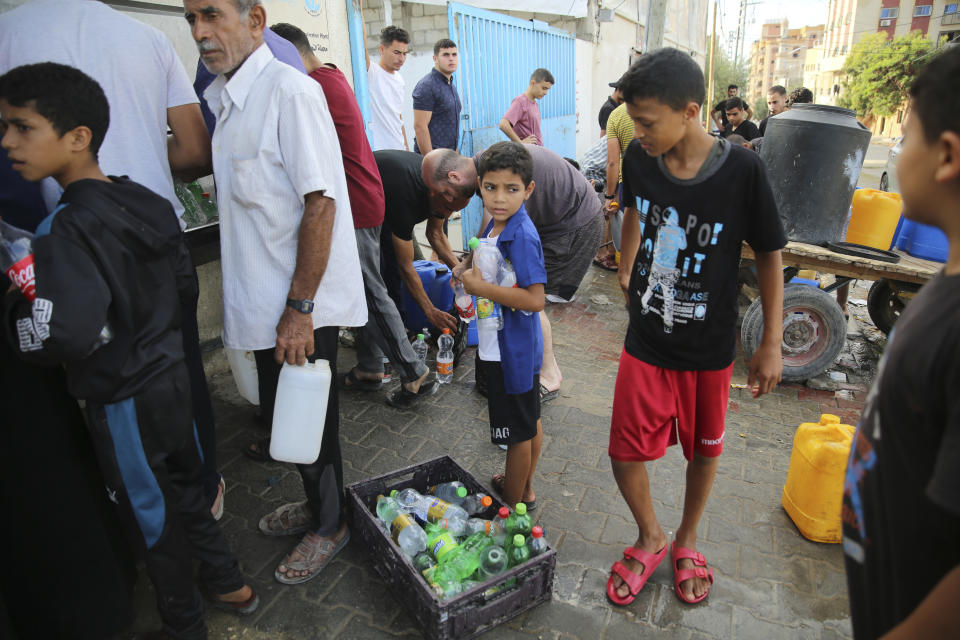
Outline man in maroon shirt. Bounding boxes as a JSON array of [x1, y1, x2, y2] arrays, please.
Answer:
[[265, 24, 436, 412]]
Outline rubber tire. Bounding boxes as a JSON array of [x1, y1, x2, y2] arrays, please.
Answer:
[[867, 279, 904, 335], [741, 284, 847, 382]]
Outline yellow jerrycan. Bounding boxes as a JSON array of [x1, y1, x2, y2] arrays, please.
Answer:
[[781, 414, 856, 543], [845, 189, 903, 250]]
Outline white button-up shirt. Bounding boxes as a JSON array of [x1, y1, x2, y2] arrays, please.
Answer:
[[205, 43, 366, 351]]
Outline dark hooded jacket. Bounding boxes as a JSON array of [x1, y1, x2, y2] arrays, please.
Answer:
[[4, 176, 195, 404]]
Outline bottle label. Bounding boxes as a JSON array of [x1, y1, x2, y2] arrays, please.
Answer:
[[432, 533, 456, 560], [436, 359, 453, 376], [476, 297, 497, 320], [456, 296, 475, 319], [390, 513, 414, 542], [426, 499, 448, 521], [5, 254, 36, 302]]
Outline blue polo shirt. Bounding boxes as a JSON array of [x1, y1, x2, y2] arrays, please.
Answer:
[[412, 68, 462, 153], [481, 205, 547, 394]]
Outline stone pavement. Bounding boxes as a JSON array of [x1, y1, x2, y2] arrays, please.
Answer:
[[131, 264, 877, 639]]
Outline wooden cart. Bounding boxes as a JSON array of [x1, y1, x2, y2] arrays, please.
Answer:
[[739, 241, 941, 381]]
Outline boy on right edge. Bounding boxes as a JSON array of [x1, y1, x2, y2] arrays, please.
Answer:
[[842, 47, 960, 639], [606, 49, 785, 606]]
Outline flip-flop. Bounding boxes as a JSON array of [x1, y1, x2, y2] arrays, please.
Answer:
[[211, 476, 226, 521], [386, 379, 438, 409], [242, 437, 273, 463], [490, 473, 537, 511], [592, 256, 618, 272], [203, 587, 260, 616], [606, 544, 668, 606], [339, 369, 382, 392], [539, 383, 559, 404], [671, 541, 714, 604]]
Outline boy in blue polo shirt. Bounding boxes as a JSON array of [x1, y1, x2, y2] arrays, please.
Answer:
[[460, 141, 547, 509]]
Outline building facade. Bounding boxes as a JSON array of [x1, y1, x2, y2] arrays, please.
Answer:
[[747, 20, 825, 106]]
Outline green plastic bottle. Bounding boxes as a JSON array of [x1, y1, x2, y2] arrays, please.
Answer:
[[507, 534, 531, 567], [425, 522, 459, 562], [504, 503, 532, 536]]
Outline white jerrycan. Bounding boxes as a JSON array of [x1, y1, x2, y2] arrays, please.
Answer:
[[224, 345, 259, 405], [269, 360, 331, 464]]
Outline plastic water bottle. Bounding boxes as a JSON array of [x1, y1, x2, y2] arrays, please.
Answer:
[[464, 517, 506, 546], [431, 516, 466, 537], [498, 260, 533, 316], [504, 503, 532, 537], [375, 494, 427, 557], [269, 361, 331, 464], [440, 532, 493, 581], [529, 525, 548, 557], [425, 522, 460, 561], [436, 329, 454, 384], [453, 281, 475, 322], [1, 220, 36, 302], [429, 481, 468, 504], [414, 552, 436, 573], [461, 493, 493, 516], [468, 237, 504, 331], [395, 488, 469, 528], [199, 192, 218, 223], [508, 534, 531, 567], [174, 179, 203, 228], [412, 333, 428, 367], [381, 356, 392, 383], [476, 545, 509, 580]]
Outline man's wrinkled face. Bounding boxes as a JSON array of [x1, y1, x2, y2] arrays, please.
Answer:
[[434, 47, 458, 75], [185, 0, 261, 77], [767, 92, 786, 116], [380, 40, 409, 71]]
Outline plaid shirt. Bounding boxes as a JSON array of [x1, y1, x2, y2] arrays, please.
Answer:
[[580, 136, 607, 184]]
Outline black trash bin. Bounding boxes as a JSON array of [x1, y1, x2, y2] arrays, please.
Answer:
[[760, 104, 871, 245]]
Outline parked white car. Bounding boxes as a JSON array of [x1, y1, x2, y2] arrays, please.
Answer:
[[879, 136, 902, 193]]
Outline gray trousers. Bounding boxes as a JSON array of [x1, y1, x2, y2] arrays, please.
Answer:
[[355, 225, 428, 384]]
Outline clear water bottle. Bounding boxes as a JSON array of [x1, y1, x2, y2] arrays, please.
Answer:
[[436, 329, 454, 384], [1, 219, 36, 302], [395, 488, 469, 528], [529, 525, 548, 556], [429, 481, 467, 504], [382, 356, 392, 383], [464, 517, 505, 546], [431, 516, 466, 537], [498, 261, 533, 316], [476, 545, 508, 580], [453, 281, 475, 322], [199, 192, 218, 223], [468, 237, 504, 331], [375, 494, 427, 557], [412, 333, 428, 367], [461, 493, 493, 516]]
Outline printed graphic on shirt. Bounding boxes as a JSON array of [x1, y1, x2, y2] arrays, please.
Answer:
[[841, 332, 887, 564], [492, 426, 511, 440], [16, 317, 42, 352], [633, 195, 724, 333], [31, 297, 53, 341]]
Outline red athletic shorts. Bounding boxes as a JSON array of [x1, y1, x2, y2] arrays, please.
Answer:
[[609, 349, 734, 462]]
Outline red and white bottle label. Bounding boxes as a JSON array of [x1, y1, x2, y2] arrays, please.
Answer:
[[5, 254, 36, 302]]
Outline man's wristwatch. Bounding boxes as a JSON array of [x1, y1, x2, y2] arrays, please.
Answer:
[[286, 298, 315, 314], [604, 194, 616, 200]]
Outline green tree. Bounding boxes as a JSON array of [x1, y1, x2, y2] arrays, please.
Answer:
[[703, 36, 748, 127], [752, 97, 769, 121], [839, 31, 934, 117]]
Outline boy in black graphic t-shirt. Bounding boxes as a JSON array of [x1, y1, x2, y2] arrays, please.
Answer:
[[842, 47, 960, 639], [604, 49, 786, 607]]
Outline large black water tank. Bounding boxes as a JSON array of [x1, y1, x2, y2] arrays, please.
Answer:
[[760, 104, 871, 245]]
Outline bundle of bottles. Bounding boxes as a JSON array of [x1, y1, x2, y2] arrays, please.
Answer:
[[375, 482, 548, 600], [173, 179, 218, 229]]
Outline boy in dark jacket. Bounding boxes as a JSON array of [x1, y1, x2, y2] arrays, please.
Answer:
[[1, 62, 255, 640]]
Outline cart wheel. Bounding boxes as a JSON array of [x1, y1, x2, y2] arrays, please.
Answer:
[[867, 279, 905, 335], [741, 284, 847, 382]]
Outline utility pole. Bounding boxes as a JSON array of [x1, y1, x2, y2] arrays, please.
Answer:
[[706, 1, 717, 129], [644, 0, 668, 52]]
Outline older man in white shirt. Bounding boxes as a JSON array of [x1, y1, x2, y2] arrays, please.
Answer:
[[185, 0, 366, 585]]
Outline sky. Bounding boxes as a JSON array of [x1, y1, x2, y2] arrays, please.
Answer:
[[716, 0, 830, 60]]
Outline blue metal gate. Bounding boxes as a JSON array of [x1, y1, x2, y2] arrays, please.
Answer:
[[447, 2, 576, 243]]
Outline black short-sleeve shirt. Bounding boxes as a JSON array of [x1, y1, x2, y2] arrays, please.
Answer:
[[620, 138, 786, 370], [722, 120, 760, 142], [843, 271, 960, 639], [374, 150, 432, 241]]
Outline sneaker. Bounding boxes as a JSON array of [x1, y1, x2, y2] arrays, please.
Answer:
[[545, 293, 576, 304]]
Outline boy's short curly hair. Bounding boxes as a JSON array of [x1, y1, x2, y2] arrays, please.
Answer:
[[619, 48, 705, 112], [0, 62, 109, 158], [478, 141, 534, 186]]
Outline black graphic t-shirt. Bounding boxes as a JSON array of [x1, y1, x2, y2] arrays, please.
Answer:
[[621, 139, 785, 370], [842, 272, 960, 639]]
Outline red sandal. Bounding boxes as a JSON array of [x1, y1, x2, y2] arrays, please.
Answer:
[[605, 544, 668, 606], [671, 541, 714, 604]]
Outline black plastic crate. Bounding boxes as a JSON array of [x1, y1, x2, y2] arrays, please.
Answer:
[[346, 455, 556, 640]]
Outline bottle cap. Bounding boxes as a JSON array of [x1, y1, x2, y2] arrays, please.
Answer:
[[513, 534, 525, 546], [515, 503, 527, 515], [417, 333, 425, 340], [531, 525, 543, 538], [481, 495, 493, 508], [389, 489, 398, 497], [498, 506, 510, 520], [456, 486, 468, 498], [468, 237, 480, 250], [201, 192, 211, 198], [443, 328, 451, 335]]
